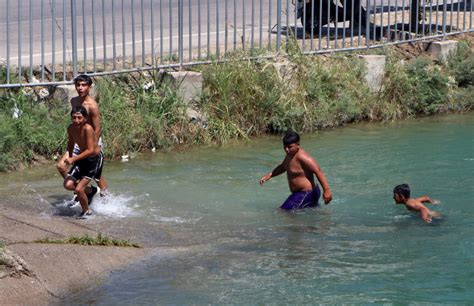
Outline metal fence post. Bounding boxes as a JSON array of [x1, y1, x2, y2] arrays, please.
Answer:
[[179, 0, 184, 68], [442, 0, 447, 37], [6, 0, 10, 83], [277, 0, 282, 51], [71, 0, 78, 78]]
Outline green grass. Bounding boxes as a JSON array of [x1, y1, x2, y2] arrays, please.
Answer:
[[35, 234, 140, 248], [0, 91, 68, 171]]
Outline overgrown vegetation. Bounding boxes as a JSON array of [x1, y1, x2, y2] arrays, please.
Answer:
[[0, 39, 472, 171], [0, 90, 69, 171], [35, 233, 140, 248], [96, 73, 190, 157]]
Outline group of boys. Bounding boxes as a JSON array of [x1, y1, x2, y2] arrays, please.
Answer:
[[62, 74, 439, 222], [58, 75, 108, 218], [260, 131, 440, 223]]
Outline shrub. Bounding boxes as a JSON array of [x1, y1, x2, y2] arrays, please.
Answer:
[[0, 91, 68, 170], [447, 40, 474, 87], [200, 57, 286, 142], [96, 74, 189, 158]]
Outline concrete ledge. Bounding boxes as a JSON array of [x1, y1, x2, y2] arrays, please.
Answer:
[[422, 40, 458, 63], [166, 71, 203, 103], [358, 55, 386, 92]]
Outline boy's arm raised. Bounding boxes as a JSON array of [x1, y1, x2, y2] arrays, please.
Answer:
[[260, 164, 285, 186]]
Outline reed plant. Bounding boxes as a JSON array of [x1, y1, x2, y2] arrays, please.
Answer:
[[199, 56, 286, 143]]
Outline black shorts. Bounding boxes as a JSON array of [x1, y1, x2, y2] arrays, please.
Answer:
[[67, 152, 104, 182]]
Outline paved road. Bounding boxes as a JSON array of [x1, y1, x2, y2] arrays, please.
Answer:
[[0, 0, 280, 67], [0, 0, 468, 69]]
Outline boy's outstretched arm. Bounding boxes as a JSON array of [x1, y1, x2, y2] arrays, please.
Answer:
[[415, 196, 439, 204], [406, 200, 432, 223], [260, 164, 285, 186], [301, 155, 332, 204]]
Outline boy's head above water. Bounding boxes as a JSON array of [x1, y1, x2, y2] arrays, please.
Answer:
[[393, 183, 410, 203], [283, 131, 300, 155]]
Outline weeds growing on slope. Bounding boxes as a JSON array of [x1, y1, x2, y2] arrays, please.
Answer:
[[0, 91, 68, 171], [36, 233, 140, 248]]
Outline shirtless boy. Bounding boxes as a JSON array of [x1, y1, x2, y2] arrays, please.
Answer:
[[64, 106, 104, 217], [393, 184, 440, 223], [260, 131, 332, 210], [56, 74, 108, 195]]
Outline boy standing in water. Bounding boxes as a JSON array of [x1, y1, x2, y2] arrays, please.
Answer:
[[64, 106, 104, 218], [393, 184, 440, 223], [260, 131, 332, 210], [56, 74, 108, 196]]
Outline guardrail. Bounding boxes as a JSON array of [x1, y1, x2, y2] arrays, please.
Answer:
[[0, 0, 472, 88]]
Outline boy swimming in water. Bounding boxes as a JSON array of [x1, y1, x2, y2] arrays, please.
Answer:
[[393, 184, 440, 223], [63, 106, 104, 218], [259, 131, 332, 210]]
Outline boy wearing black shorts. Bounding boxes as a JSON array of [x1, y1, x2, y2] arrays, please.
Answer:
[[63, 106, 104, 218]]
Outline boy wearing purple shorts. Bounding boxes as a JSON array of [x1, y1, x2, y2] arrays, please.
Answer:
[[259, 131, 332, 210]]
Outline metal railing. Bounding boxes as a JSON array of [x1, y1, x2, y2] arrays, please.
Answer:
[[0, 0, 472, 88]]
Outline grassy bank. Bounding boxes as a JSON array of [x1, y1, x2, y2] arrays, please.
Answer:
[[0, 40, 473, 171]]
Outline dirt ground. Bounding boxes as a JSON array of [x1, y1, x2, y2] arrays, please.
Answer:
[[0, 205, 151, 305], [389, 32, 474, 59]]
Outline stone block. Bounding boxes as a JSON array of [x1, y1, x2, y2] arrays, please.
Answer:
[[166, 71, 203, 103], [423, 40, 458, 63], [358, 55, 386, 92]]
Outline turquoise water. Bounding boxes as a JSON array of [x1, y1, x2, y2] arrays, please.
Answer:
[[3, 114, 473, 304]]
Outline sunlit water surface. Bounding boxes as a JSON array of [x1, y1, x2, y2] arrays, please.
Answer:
[[2, 114, 473, 304]]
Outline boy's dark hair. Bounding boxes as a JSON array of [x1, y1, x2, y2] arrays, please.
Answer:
[[73, 74, 93, 86], [71, 106, 89, 118], [283, 131, 300, 146], [394, 184, 410, 198]]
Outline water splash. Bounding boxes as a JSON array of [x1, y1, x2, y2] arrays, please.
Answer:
[[53, 193, 137, 218], [53, 198, 83, 217], [91, 193, 137, 218]]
